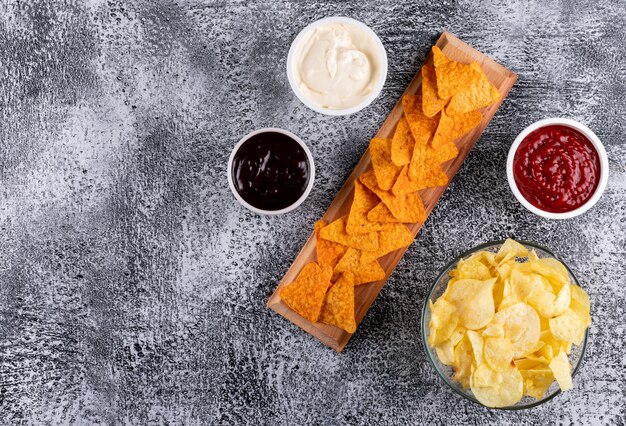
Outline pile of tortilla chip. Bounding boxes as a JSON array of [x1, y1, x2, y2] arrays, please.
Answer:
[[280, 47, 501, 334]]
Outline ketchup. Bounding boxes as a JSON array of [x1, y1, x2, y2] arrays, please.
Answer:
[[232, 132, 310, 211], [513, 125, 600, 213]]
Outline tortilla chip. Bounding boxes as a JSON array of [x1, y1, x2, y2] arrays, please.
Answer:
[[315, 220, 347, 269], [402, 94, 440, 147], [334, 248, 385, 285], [279, 262, 331, 322], [361, 224, 414, 263], [431, 138, 459, 164], [370, 137, 401, 190], [367, 202, 400, 223], [319, 271, 357, 333], [347, 181, 395, 234], [432, 46, 449, 69], [431, 108, 482, 151], [408, 143, 449, 188], [421, 65, 446, 117], [447, 63, 501, 115], [319, 216, 379, 251], [360, 170, 426, 223], [432, 47, 483, 100], [391, 117, 415, 166], [391, 165, 416, 196]]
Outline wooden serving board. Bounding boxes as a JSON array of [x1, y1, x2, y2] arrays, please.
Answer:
[[267, 32, 518, 352]]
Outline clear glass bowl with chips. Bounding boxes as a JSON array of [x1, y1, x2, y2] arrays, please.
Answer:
[[421, 240, 589, 410]]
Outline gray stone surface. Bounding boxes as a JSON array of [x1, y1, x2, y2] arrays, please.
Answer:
[[0, 0, 625, 424]]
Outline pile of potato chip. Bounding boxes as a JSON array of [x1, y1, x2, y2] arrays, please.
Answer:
[[427, 239, 591, 408], [280, 47, 502, 334]]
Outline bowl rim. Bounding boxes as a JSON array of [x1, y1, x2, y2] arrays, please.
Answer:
[[227, 127, 315, 215], [286, 16, 388, 116], [506, 117, 609, 220], [420, 239, 589, 410]]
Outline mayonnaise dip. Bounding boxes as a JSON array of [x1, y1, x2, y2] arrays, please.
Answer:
[[292, 22, 382, 110]]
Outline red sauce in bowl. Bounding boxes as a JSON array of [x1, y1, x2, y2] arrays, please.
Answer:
[[513, 125, 601, 213]]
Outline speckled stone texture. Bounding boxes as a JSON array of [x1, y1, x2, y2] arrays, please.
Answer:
[[0, 0, 625, 424]]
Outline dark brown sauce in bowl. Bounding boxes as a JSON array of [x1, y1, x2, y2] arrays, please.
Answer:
[[230, 130, 312, 212]]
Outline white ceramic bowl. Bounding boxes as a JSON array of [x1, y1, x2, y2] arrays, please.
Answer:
[[506, 118, 609, 219], [227, 128, 315, 215], [286, 16, 388, 116]]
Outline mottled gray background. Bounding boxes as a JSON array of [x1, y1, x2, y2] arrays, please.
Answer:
[[0, 0, 624, 424]]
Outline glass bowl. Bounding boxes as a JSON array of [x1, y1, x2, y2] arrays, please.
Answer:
[[420, 240, 589, 410]]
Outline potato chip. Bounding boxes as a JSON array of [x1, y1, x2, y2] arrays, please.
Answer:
[[370, 137, 401, 190], [402, 94, 439, 147], [496, 238, 529, 264], [526, 286, 557, 318], [549, 309, 586, 345], [334, 248, 385, 286], [446, 62, 501, 116], [361, 224, 413, 263], [431, 108, 482, 151], [346, 181, 394, 235], [280, 262, 331, 322], [315, 220, 348, 269], [508, 269, 540, 302], [484, 337, 514, 371], [435, 339, 455, 366], [445, 278, 495, 329], [531, 258, 570, 289], [428, 239, 590, 405], [549, 350, 573, 391], [319, 216, 379, 251], [570, 284, 592, 328], [421, 65, 446, 117], [467, 330, 485, 365], [482, 323, 504, 338], [451, 257, 493, 281], [367, 202, 399, 223], [319, 271, 356, 333], [391, 117, 415, 166], [514, 358, 544, 371], [493, 302, 541, 358], [432, 48, 483, 100], [520, 368, 554, 399], [470, 363, 523, 408], [450, 325, 467, 346], [360, 170, 426, 223], [453, 334, 474, 388], [428, 298, 458, 346], [407, 142, 449, 188]]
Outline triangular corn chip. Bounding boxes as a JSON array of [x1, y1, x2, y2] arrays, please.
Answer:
[[347, 181, 396, 234], [360, 170, 426, 223], [334, 248, 385, 285], [367, 202, 399, 223], [408, 143, 449, 188], [390, 117, 415, 166], [319, 271, 357, 333], [431, 108, 482, 151], [315, 220, 347, 269], [432, 46, 483, 99], [447, 62, 501, 115], [370, 137, 401, 190], [280, 262, 332, 322], [319, 216, 378, 251], [421, 64, 446, 117], [361, 224, 414, 263]]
